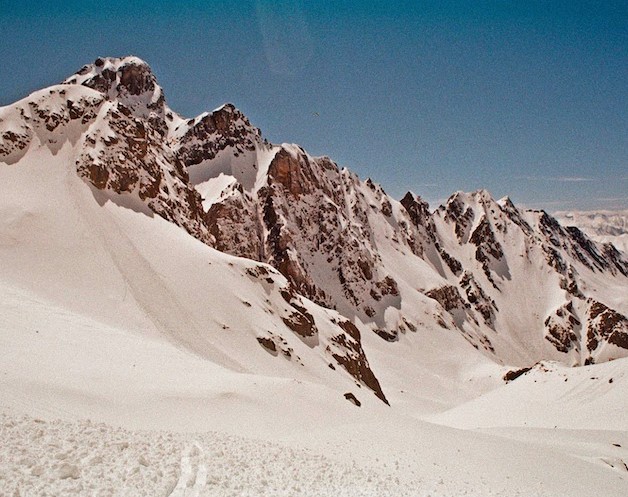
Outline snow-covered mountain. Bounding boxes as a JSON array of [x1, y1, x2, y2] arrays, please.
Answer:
[[2, 56, 628, 496], [2, 56, 627, 392]]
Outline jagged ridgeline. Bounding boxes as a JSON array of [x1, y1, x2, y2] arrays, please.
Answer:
[[1, 56, 627, 404]]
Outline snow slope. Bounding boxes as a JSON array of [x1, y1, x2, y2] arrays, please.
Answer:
[[431, 359, 628, 431]]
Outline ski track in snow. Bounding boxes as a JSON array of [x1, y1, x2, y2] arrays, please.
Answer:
[[0, 410, 568, 497], [169, 442, 207, 497]]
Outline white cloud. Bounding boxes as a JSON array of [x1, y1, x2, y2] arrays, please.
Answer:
[[516, 175, 596, 183]]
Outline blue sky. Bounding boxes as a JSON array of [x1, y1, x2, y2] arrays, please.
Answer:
[[1, 1, 626, 211]]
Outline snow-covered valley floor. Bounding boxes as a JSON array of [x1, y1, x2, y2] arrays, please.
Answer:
[[0, 410, 426, 497], [3, 406, 628, 497]]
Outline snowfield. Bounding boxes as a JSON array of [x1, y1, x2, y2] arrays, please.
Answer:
[[2, 404, 628, 497], [1, 411, 427, 497]]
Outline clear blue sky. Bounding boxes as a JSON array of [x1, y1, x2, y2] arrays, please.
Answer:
[[1, 1, 626, 211]]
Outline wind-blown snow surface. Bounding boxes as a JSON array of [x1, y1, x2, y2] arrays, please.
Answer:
[[1, 57, 628, 496]]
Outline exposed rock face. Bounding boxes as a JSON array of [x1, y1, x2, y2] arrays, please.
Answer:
[[242, 264, 384, 401], [469, 215, 504, 287], [400, 192, 439, 257], [257, 336, 278, 354], [0, 127, 31, 159], [344, 392, 361, 406], [544, 302, 581, 354], [498, 196, 534, 234], [65, 56, 168, 135], [586, 300, 628, 360], [20, 57, 211, 243], [280, 287, 318, 338], [459, 272, 497, 327], [555, 209, 628, 255], [175, 104, 262, 167], [426, 286, 467, 312], [0, 86, 103, 164], [601, 243, 628, 277], [328, 318, 388, 404], [535, 210, 628, 277], [268, 147, 315, 197], [206, 192, 261, 258], [76, 101, 211, 244], [443, 192, 476, 242], [197, 142, 407, 324], [503, 366, 533, 383]]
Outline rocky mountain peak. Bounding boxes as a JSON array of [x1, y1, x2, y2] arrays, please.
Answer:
[[207, 103, 246, 131], [497, 195, 515, 209], [447, 189, 499, 210], [66, 56, 156, 94], [471, 188, 494, 203], [173, 103, 263, 170], [63, 56, 167, 128], [400, 191, 435, 237]]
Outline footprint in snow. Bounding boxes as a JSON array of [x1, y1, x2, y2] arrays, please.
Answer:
[[168, 441, 207, 497]]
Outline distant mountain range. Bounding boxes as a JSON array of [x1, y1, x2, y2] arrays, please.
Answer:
[[556, 209, 628, 254]]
